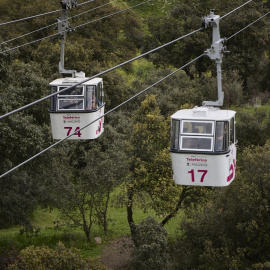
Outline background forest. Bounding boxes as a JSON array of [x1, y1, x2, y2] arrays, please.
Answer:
[[1, 0, 270, 269]]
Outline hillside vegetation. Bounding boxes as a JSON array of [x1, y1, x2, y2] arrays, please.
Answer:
[[1, 0, 270, 269]]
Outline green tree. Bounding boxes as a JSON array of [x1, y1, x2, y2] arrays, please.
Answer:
[[236, 108, 270, 151], [125, 95, 210, 239], [52, 125, 128, 241], [144, 0, 270, 95], [130, 216, 169, 270], [0, 60, 53, 229], [170, 141, 270, 269]]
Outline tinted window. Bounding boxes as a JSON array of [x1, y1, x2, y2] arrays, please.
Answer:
[[50, 86, 57, 111], [215, 121, 229, 151], [58, 86, 83, 96], [182, 121, 213, 135], [86, 86, 97, 110], [181, 136, 212, 151], [170, 119, 180, 150], [230, 118, 235, 143], [58, 99, 84, 110]]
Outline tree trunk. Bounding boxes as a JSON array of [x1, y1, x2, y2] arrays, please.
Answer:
[[160, 187, 190, 227], [127, 189, 137, 242]]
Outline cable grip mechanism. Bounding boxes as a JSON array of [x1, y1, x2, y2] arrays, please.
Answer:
[[202, 9, 230, 107]]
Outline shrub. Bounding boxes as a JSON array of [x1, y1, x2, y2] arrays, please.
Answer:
[[8, 242, 108, 270], [130, 216, 169, 270], [170, 141, 270, 269]]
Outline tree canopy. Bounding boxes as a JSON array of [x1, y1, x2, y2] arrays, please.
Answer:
[[170, 141, 270, 269], [0, 0, 270, 268]]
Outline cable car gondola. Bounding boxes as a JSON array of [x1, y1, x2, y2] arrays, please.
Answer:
[[49, 2, 104, 140], [49, 73, 105, 140], [170, 10, 237, 187], [170, 107, 236, 186]]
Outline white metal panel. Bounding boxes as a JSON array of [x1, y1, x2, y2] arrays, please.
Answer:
[[171, 107, 236, 122], [50, 107, 104, 140], [49, 77, 103, 86], [171, 144, 236, 186]]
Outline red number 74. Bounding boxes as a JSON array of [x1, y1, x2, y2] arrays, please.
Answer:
[[64, 127, 82, 137]]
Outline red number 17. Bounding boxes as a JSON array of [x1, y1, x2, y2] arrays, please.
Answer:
[[188, 169, 208, 183]]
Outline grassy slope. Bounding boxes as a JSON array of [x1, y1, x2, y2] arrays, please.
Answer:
[[0, 205, 184, 258]]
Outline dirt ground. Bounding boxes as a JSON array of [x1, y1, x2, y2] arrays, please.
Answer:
[[100, 236, 134, 270]]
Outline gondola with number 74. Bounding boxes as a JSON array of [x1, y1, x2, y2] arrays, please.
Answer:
[[49, 1, 104, 140], [49, 75, 105, 140]]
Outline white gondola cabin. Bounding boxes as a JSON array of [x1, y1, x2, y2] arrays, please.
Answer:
[[170, 106, 236, 187], [169, 10, 238, 187], [49, 73, 105, 140]]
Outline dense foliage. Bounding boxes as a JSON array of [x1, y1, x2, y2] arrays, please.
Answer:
[[130, 216, 169, 270], [169, 141, 270, 269], [8, 242, 108, 270], [0, 0, 270, 268]]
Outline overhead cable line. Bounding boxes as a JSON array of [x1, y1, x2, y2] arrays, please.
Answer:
[[0, 23, 56, 46], [0, 0, 115, 46], [0, 0, 152, 55], [0, 0, 252, 53], [72, 0, 152, 31], [0, 0, 96, 27], [77, 0, 96, 7], [0, 8, 61, 27], [227, 11, 270, 40], [0, 33, 60, 54], [0, 1, 265, 178], [0, 0, 258, 119], [0, 53, 206, 179], [0, 27, 203, 120], [221, 0, 253, 19], [69, 0, 115, 20]]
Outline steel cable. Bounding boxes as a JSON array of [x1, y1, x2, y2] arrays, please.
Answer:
[[0, 53, 206, 179]]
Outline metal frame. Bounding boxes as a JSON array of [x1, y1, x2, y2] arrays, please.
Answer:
[[202, 10, 229, 107]]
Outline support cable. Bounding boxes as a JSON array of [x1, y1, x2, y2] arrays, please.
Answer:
[[0, 0, 115, 46], [68, 0, 115, 20], [0, 53, 206, 179], [0, 0, 262, 120], [0, 8, 61, 27], [227, 11, 270, 40], [0, 33, 60, 54], [0, 23, 57, 46], [0, 0, 152, 55], [77, 0, 96, 8], [0, 1, 267, 178], [0, 27, 203, 120], [0, 0, 96, 27], [72, 0, 152, 31], [221, 0, 253, 19], [0, 0, 254, 53]]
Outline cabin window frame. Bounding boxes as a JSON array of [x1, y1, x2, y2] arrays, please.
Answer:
[[50, 86, 57, 111], [54, 85, 85, 111], [179, 120, 214, 151], [170, 119, 180, 150], [181, 136, 213, 151], [58, 86, 84, 97], [86, 85, 99, 111], [181, 120, 214, 135], [58, 98, 84, 111], [214, 121, 229, 152]]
